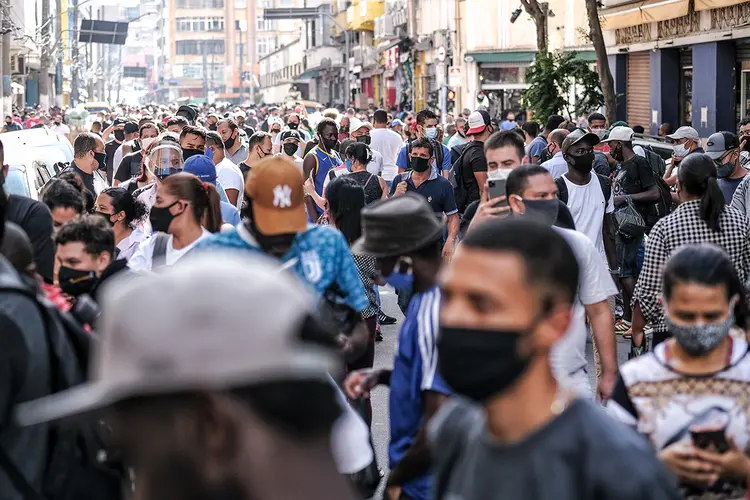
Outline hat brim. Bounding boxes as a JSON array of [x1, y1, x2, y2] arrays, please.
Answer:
[[705, 150, 727, 160], [351, 222, 444, 258], [253, 201, 308, 236], [466, 125, 487, 136]]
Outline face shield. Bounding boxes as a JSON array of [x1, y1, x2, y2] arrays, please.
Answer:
[[148, 144, 184, 180]]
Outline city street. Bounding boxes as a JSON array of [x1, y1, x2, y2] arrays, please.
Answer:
[[369, 287, 634, 478]]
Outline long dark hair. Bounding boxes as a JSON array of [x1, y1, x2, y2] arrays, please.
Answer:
[[345, 142, 373, 167], [663, 244, 749, 329], [161, 173, 223, 233], [677, 153, 724, 232], [325, 176, 364, 245], [101, 187, 147, 229]]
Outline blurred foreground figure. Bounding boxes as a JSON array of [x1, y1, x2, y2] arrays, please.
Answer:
[[15, 253, 359, 500]]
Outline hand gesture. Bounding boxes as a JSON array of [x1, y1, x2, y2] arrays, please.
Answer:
[[659, 442, 719, 486], [393, 181, 408, 196], [469, 196, 510, 232], [693, 437, 750, 481], [343, 369, 381, 400]]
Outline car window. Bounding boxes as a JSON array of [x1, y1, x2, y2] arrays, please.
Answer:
[[6, 167, 30, 198], [34, 161, 51, 193]]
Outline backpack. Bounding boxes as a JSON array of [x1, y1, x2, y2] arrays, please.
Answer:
[[449, 142, 482, 213], [643, 147, 667, 179], [152, 233, 170, 269], [0, 275, 125, 500], [647, 176, 674, 231], [555, 174, 612, 205]]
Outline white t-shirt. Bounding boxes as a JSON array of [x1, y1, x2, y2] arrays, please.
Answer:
[[53, 123, 70, 136], [365, 149, 384, 176], [370, 128, 403, 182], [215, 157, 245, 209], [127, 229, 212, 272], [550, 227, 618, 396], [329, 376, 373, 474], [561, 173, 615, 263], [116, 228, 146, 261]]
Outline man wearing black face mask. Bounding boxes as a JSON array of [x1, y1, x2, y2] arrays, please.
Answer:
[[505, 165, 618, 399], [431, 218, 679, 500], [279, 129, 304, 172], [179, 125, 207, 162], [55, 215, 115, 302], [601, 126, 660, 335], [66, 132, 108, 198], [389, 138, 459, 262], [556, 129, 617, 270]]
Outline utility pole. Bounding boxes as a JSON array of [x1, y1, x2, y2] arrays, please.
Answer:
[[202, 42, 208, 99], [70, 0, 80, 106], [3, 13, 11, 116], [40, 0, 51, 109], [115, 45, 122, 103], [247, 0, 255, 104], [238, 25, 244, 103]]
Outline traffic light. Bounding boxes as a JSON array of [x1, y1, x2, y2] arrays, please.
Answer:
[[447, 89, 456, 101]]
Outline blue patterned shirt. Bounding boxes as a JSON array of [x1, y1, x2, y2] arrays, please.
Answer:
[[195, 223, 369, 312]]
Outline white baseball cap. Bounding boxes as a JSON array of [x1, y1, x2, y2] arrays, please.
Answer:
[[601, 125, 634, 143], [666, 126, 700, 141]]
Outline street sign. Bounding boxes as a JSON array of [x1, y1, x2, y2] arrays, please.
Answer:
[[448, 66, 462, 87], [123, 66, 147, 78], [78, 20, 129, 45], [436, 45, 446, 62]]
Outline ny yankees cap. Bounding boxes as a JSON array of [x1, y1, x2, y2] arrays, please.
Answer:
[[245, 156, 308, 235], [14, 252, 340, 426]]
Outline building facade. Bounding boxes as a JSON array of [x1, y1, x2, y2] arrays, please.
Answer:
[[600, 0, 750, 136]]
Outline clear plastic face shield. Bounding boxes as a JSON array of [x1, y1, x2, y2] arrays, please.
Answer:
[[148, 144, 184, 180]]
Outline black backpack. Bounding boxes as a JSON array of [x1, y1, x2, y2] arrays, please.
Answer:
[[449, 142, 482, 213], [555, 173, 612, 205], [0, 275, 125, 500]]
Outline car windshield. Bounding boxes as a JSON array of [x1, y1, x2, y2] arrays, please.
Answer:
[[5, 167, 30, 197]]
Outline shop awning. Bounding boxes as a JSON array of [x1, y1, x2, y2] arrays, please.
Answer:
[[465, 51, 537, 64], [695, 0, 747, 10], [599, 0, 689, 31], [571, 51, 597, 62], [298, 68, 324, 80]]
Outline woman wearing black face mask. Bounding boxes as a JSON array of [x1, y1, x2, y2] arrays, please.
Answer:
[[128, 173, 221, 272], [94, 187, 148, 261]]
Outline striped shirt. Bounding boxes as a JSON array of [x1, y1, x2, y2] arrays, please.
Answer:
[[388, 286, 451, 500], [634, 200, 750, 334]]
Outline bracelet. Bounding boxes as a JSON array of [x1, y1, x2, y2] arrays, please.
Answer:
[[609, 268, 621, 275]]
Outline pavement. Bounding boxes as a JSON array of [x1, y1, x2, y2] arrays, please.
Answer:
[[369, 286, 633, 486]]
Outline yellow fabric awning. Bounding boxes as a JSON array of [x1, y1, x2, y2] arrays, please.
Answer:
[[599, 0, 690, 30], [695, 0, 746, 10]]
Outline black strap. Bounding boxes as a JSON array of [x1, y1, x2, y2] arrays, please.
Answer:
[[152, 233, 169, 269]]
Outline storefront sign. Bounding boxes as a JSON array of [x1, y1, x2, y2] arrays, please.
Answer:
[[448, 66, 462, 87]]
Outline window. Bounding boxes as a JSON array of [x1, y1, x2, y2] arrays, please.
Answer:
[[176, 40, 225, 55], [178, 63, 224, 79], [175, 0, 223, 8], [235, 42, 246, 58], [207, 16, 224, 31], [257, 18, 274, 31], [257, 36, 273, 57], [279, 0, 293, 6], [234, 0, 246, 7], [260, 0, 273, 6]]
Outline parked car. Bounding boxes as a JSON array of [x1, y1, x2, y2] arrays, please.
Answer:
[[633, 133, 674, 161], [1, 128, 74, 178], [4, 161, 53, 201]]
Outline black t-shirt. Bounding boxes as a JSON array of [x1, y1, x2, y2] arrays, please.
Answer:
[[5, 195, 55, 283], [104, 139, 120, 184], [460, 142, 487, 208], [613, 154, 656, 220], [114, 151, 143, 183]]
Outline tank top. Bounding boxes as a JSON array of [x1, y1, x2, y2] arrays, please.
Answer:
[[348, 170, 382, 205], [308, 146, 342, 216]]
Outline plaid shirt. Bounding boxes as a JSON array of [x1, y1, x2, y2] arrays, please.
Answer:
[[634, 199, 750, 333]]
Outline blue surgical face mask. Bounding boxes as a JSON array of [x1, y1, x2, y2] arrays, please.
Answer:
[[345, 159, 353, 172], [385, 257, 414, 290], [205, 146, 214, 160], [424, 127, 438, 140]]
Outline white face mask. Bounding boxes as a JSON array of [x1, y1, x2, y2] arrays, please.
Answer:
[[591, 128, 606, 139], [487, 168, 512, 180], [141, 137, 156, 151], [673, 143, 689, 157]]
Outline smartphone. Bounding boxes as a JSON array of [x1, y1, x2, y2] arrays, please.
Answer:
[[487, 178, 507, 203], [743, 137, 750, 153], [691, 427, 730, 453]]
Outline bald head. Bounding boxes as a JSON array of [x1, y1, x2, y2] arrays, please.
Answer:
[[549, 129, 570, 148]]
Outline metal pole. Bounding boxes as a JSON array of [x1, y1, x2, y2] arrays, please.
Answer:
[[248, 0, 255, 104], [2, 20, 11, 115], [202, 43, 208, 98], [40, 0, 51, 109], [345, 30, 350, 107], [238, 26, 243, 103], [71, 0, 79, 106], [115, 45, 122, 103]]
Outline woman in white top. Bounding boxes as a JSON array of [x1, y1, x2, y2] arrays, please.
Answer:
[[94, 187, 148, 261], [128, 172, 222, 272], [609, 244, 750, 499], [129, 135, 185, 211]]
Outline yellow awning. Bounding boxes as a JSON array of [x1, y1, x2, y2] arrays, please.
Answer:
[[599, 0, 689, 30], [695, 0, 746, 10]]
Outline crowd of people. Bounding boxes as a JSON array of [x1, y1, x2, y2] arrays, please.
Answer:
[[1, 97, 750, 500]]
